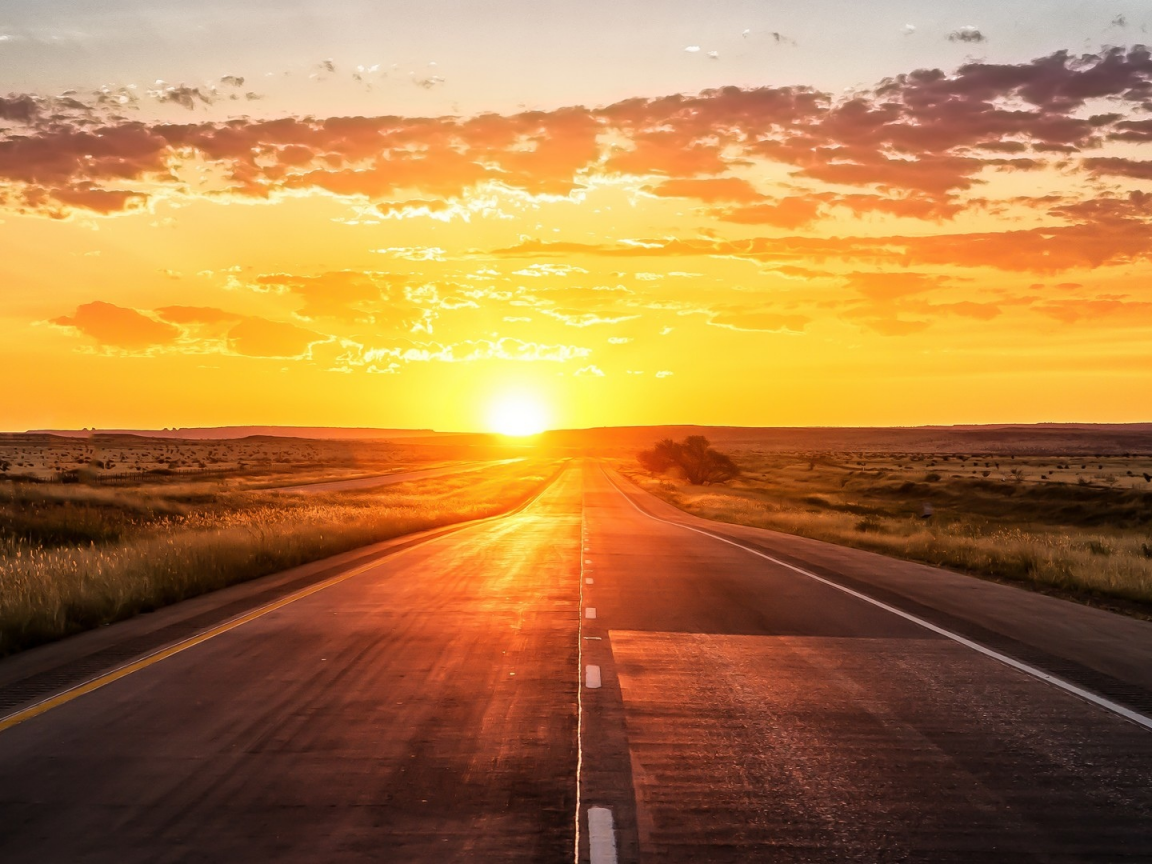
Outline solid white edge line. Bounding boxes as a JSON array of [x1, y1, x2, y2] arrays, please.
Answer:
[[601, 465, 1152, 733], [588, 806, 618, 864], [586, 665, 602, 689]]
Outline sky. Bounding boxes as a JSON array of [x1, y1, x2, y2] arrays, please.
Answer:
[[1, 1, 1151, 432]]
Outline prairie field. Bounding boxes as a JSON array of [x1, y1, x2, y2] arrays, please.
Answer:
[[0, 433, 489, 487], [0, 457, 561, 656], [619, 449, 1152, 614]]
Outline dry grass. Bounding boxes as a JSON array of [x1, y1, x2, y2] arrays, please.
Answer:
[[0, 460, 561, 655], [619, 450, 1152, 611]]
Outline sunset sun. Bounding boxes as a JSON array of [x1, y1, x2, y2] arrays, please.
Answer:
[[487, 394, 548, 437]]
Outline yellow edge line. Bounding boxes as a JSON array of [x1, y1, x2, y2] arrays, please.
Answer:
[[0, 554, 390, 735], [0, 460, 567, 736]]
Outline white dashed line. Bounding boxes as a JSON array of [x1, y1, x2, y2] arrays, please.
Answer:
[[585, 607, 597, 619], [585, 665, 602, 689], [588, 806, 617, 864]]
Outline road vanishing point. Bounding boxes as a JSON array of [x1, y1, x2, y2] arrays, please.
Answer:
[[1, 461, 1151, 862]]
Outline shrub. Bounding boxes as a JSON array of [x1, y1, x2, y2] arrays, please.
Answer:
[[637, 435, 739, 485]]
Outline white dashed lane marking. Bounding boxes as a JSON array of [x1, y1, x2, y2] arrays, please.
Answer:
[[588, 806, 617, 864]]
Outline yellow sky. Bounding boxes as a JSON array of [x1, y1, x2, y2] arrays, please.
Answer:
[[3, 36, 1152, 431]]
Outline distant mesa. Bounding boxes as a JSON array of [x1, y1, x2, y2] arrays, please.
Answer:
[[28, 426, 442, 441]]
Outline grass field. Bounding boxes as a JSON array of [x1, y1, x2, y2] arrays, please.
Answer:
[[0, 459, 561, 656], [619, 450, 1152, 613]]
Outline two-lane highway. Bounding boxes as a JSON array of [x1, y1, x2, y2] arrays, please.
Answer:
[[1, 460, 1151, 862]]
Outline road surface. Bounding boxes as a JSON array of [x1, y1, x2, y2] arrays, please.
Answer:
[[270, 459, 524, 494], [1, 461, 1150, 862]]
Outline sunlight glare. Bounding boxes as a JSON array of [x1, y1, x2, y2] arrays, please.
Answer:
[[488, 393, 548, 437]]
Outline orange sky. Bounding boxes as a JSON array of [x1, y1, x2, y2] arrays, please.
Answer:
[[3, 22, 1152, 431]]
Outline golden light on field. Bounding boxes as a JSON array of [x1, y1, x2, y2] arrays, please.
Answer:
[[487, 393, 548, 437]]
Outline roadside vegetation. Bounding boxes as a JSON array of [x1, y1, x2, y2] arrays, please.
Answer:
[[0, 459, 561, 656], [638, 435, 739, 485], [624, 448, 1152, 612]]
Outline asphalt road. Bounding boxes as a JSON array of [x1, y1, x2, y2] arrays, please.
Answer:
[[1, 461, 1151, 863]]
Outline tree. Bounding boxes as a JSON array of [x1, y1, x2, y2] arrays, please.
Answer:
[[636, 435, 740, 485], [637, 438, 679, 474]]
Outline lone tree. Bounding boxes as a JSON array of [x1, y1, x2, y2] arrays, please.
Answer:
[[637, 435, 739, 485]]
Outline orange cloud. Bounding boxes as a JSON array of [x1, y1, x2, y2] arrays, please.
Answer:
[[227, 317, 326, 358], [4, 46, 1147, 222], [51, 301, 179, 348]]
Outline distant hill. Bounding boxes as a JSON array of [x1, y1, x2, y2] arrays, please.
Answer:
[[28, 426, 445, 441], [20, 423, 1152, 454], [538, 423, 1152, 455]]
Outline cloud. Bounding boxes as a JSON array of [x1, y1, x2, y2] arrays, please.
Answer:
[[149, 84, 217, 110], [51, 301, 179, 348], [155, 305, 241, 326], [649, 177, 763, 203], [0, 94, 39, 124], [949, 26, 986, 43], [0, 44, 1149, 256], [52, 301, 330, 359], [513, 263, 589, 277], [1035, 297, 1152, 324], [574, 364, 605, 376], [713, 196, 825, 228], [227, 317, 325, 358], [844, 271, 946, 302], [707, 310, 810, 332], [490, 213, 1152, 274], [1082, 157, 1152, 181], [250, 270, 397, 321], [541, 309, 640, 327], [335, 337, 593, 371]]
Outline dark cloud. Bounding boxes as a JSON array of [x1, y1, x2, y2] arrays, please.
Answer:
[[949, 27, 986, 44], [151, 85, 216, 110], [0, 94, 39, 124], [1082, 157, 1152, 180]]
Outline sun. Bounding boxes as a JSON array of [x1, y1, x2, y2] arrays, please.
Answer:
[[487, 393, 548, 437]]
